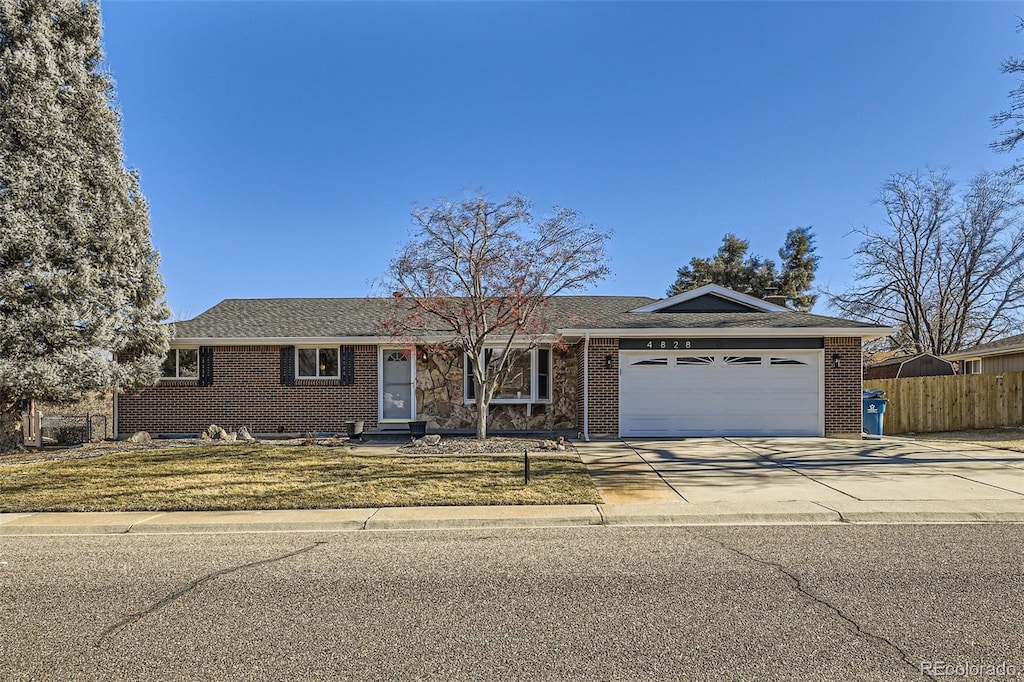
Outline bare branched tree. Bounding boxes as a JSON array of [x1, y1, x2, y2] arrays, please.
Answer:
[[382, 193, 611, 439], [992, 19, 1024, 184], [829, 169, 1024, 355]]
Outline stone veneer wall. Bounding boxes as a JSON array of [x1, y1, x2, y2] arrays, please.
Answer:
[[415, 347, 577, 431], [824, 336, 863, 438], [117, 345, 378, 436]]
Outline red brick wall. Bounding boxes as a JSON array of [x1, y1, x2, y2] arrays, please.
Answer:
[[586, 337, 619, 436], [117, 345, 378, 436], [824, 337, 863, 437]]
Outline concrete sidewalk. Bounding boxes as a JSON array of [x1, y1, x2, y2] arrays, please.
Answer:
[[4, 437, 1024, 534]]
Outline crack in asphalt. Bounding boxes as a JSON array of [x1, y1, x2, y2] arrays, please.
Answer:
[[689, 529, 934, 680], [94, 541, 326, 647]]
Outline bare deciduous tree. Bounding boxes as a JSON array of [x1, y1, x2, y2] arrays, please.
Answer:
[[382, 193, 611, 439], [992, 19, 1024, 184], [829, 169, 1024, 355]]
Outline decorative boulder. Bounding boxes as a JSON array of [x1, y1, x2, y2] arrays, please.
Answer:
[[424, 434, 442, 446], [223, 431, 238, 442], [537, 436, 567, 451], [237, 426, 255, 442], [206, 424, 222, 439], [127, 431, 151, 444]]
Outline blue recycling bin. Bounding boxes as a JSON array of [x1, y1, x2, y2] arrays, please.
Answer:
[[862, 398, 888, 439]]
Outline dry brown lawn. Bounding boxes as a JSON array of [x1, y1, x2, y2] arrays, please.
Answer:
[[915, 427, 1024, 453], [0, 443, 600, 512]]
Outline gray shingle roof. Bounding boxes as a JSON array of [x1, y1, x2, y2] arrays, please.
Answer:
[[169, 296, 887, 340], [945, 332, 1024, 358]]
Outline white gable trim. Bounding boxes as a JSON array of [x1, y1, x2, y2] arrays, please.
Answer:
[[559, 326, 897, 340], [629, 284, 790, 314]]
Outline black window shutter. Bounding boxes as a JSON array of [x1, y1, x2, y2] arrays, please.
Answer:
[[280, 346, 295, 386], [537, 348, 550, 399], [198, 346, 214, 386], [339, 345, 355, 386]]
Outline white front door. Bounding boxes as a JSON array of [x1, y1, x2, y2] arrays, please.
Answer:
[[381, 349, 414, 421], [619, 351, 823, 437]]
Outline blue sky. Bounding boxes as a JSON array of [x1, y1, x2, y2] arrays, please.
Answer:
[[100, 1, 1021, 319]]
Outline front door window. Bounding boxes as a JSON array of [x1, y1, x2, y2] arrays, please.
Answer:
[[382, 350, 413, 420]]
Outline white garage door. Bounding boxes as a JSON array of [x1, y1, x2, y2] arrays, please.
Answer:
[[619, 351, 822, 437]]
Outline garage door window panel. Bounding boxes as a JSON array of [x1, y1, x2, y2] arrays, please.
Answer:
[[724, 356, 762, 366], [676, 356, 713, 366]]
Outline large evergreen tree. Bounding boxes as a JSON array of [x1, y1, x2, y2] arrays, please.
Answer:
[[0, 0, 170, 449], [667, 229, 819, 310], [777, 227, 820, 310]]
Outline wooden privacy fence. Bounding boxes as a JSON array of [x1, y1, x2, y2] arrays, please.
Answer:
[[863, 372, 1024, 434]]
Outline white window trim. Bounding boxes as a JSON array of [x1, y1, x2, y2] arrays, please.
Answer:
[[963, 358, 982, 375], [464, 346, 552, 405], [295, 346, 340, 380], [160, 347, 199, 381]]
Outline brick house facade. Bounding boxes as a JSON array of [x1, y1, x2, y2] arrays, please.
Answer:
[[117, 285, 892, 439]]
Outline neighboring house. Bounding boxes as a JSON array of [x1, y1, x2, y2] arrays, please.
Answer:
[[115, 284, 892, 440], [863, 353, 956, 380], [944, 333, 1024, 375]]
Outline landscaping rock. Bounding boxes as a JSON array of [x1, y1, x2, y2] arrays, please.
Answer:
[[537, 436, 567, 451], [237, 426, 254, 442], [201, 431, 212, 441], [223, 431, 238, 442], [399, 436, 575, 455], [205, 424, 222, 439], [424, 434, 442, 446], [127, 431, 151, 444]]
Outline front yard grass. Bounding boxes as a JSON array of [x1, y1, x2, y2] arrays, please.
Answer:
[[0, 444, 601, 512]]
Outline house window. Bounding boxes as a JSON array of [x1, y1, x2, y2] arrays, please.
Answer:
[[465, 347, 552, 403], [297, 347, 339, 379], [963, 359, 981, 375], [161, 348, 198, 379]]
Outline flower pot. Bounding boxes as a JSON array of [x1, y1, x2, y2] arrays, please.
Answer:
[[409, 420, 427, 438]]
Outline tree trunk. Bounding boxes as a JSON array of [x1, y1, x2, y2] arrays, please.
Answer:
[[0, 402, 24, 453], [475, 396, 488, 440]]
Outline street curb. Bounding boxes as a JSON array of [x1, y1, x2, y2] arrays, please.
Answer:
[[2, 502, 1024, 535], [364, 505, 603, 530], [598, 501, 843, 526]]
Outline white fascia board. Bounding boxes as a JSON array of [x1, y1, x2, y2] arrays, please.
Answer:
[[558, 327, 899, 340], [629, 284, 790, 313]]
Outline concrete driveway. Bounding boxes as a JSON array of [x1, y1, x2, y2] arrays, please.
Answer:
[[577, 437, 1024, 522]]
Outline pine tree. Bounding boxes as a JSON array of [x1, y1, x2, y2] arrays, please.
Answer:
[[778, 227, 820, 311], [0, 0, 170, 449], [667, 230, 818, 309]]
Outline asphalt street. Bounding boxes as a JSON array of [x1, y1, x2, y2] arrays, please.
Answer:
[[2, 525, 1022, 681]]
